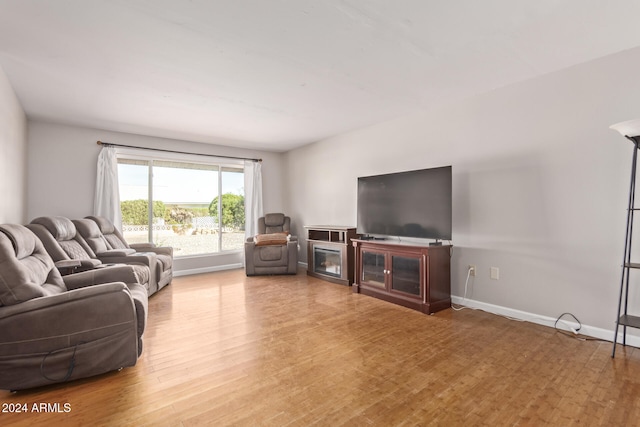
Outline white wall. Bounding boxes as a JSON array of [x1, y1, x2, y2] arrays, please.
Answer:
[[27, 121, 286, 273], [0, 65, 27, 223], [285, 46, 640, 335]]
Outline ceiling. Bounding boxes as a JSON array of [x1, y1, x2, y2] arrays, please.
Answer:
[[2, 1, 640, 152]]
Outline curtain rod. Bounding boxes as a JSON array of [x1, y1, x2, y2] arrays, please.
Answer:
[[96, 140, 262, 162]]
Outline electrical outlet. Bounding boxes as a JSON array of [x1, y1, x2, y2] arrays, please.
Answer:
[[490, 267, 500, 280], [468, 265, 476, 276]]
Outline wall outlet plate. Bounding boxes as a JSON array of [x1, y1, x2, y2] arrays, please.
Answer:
[[490, 267, 500, 280], [469, 265, 476, 276]]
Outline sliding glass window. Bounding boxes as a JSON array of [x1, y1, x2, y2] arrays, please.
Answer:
[[117, 156, 245, 257]]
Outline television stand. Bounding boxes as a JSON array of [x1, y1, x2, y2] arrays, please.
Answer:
[[352, 239, 451, 314]]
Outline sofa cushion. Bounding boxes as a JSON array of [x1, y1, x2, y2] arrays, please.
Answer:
[[104, 234, 128, 249], [264, 213, 285, 227], [89, 216, 129, 249], [73, 218, 111, 253], [30, 216, 76, 241], [0, 225, 66, 306], [91, 215, 116, 234]]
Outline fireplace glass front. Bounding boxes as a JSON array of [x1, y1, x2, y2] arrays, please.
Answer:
[[313, 246, 342, 278]]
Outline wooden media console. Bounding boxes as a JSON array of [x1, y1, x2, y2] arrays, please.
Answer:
[[352, 239, 451, 314]]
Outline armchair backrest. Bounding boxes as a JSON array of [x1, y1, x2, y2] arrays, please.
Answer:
[[0, 224, 66, 306], [85, 215, 130, 250], [258, 213, 291, 235], [28, 216, 96, 262]]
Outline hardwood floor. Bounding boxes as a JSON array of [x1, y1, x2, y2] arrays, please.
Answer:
[[2, 268, 640, 426]]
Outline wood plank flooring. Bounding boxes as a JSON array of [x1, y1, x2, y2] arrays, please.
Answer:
[[2, 268, 640, 426]]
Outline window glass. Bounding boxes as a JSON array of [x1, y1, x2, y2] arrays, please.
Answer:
[[118, 161, 151, 244], [220, 168, 245, 251], [117, 157, 244, 257]]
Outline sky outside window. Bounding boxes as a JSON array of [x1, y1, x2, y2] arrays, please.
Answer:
[[118, 163, 244, 204]]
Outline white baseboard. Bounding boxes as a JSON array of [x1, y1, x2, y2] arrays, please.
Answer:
[[173, 263, 244, 277], [176, 262, 307, 278], [451, 296, 640, 350]]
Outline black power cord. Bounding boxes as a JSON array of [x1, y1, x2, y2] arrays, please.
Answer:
[[40, 342, 82, 383]]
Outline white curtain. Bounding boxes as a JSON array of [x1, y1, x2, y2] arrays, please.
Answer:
[[94, 146, 122, 229], [244, 160, 263, 239]]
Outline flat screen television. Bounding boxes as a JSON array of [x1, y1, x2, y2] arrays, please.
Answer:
[[357, 166, 452, 241]]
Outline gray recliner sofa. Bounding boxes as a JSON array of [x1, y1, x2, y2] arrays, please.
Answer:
[[80, 216, 173, 295], [27, 216, 154, 295], [0, 224, 148, 391], [244, 213, 298, 276]]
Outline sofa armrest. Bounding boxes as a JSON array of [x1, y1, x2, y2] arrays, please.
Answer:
[[63, 265, 138, 290], [0, 282, 141, 362], [125, 283, 148, 339], [0, 281, 148, 346], [287, 240, 300, 252], [0, 282, 133, 325], [55, 260, 82, 269], [54, 259, 82, 275], [61, 259, 102, 271], [130, 242, 156, 249], [287, 240, 300, 273], [244, 241, 256, 275], [95, 252, 156, 269], [130, 243, 173, 257], [97, 249, 136, 257]]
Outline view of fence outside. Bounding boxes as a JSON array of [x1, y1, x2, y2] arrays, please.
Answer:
[[123, 223, 245, 257]]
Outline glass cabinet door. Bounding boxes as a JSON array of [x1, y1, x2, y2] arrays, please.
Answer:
[[390, 254, 421, 296], [361, 250, 386, 288]]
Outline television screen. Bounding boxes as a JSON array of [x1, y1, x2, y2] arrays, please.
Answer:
[[357, 166, 452, 240]]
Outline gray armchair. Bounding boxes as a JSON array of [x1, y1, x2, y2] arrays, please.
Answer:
[[27, 216, 153, 295], [245, 213, 298, 276], [0, 224, 147, 391], [80, 215, 173, 295]]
